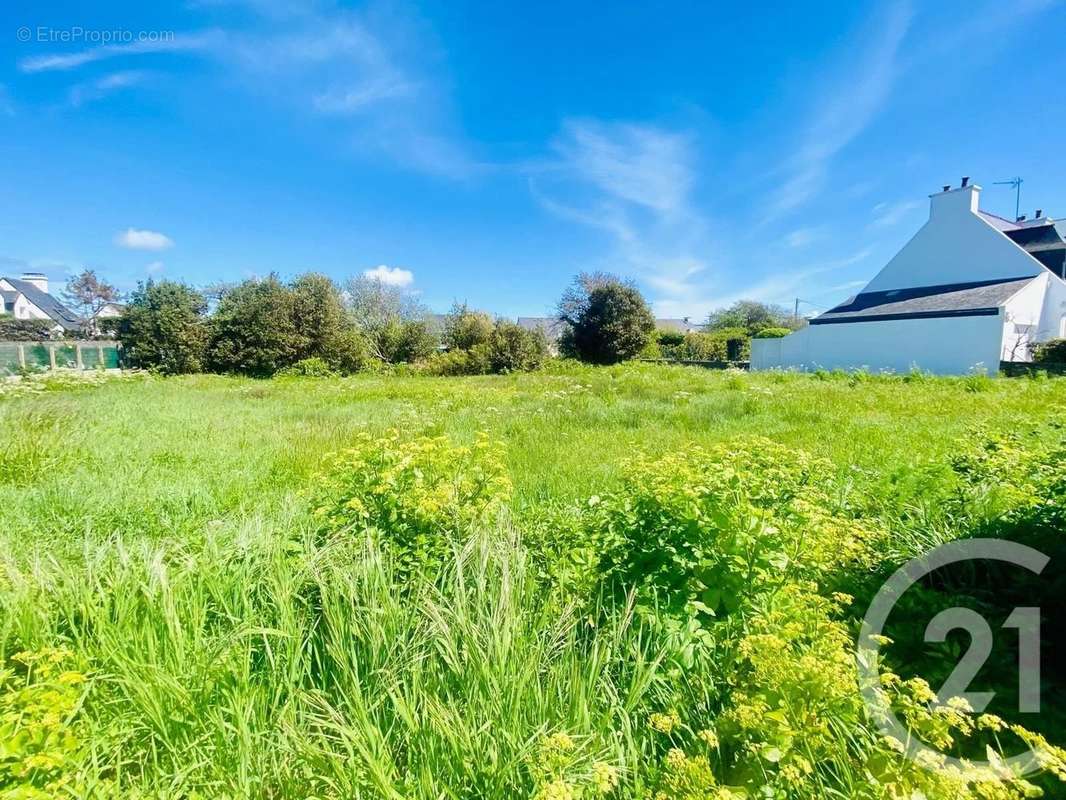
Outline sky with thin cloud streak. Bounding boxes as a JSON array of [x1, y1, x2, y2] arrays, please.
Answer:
[[1, 0, 1064, 318]]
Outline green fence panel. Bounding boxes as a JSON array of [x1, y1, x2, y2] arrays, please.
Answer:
[[55, 344, 77, 369], [25, 344, 50, 369], [0, 341, 122, 373], [81, 346, 101, 369], [0, 343, 19, 376]]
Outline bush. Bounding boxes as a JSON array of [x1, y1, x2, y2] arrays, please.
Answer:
[[381, 319, 438, 364], [443, 304, 494, 352], [558, 272, 655, 364], [278, 357, 337, 377], [488, 320, 547, 372], [117, 280, 208, 374], [1033, 338, 1066, 364], [206, 276, 302, 376], [753, 327, 792, 339], [311, 431, 511, 576], [0, 317, 57, 341], [420, 345, 492, 376]]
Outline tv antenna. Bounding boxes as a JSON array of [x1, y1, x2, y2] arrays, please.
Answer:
[[993, 177, 1023, 220]]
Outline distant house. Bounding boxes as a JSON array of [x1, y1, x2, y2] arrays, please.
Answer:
[[654, 317, 702, 334], [0, 273, 83, 336], [752, 179, 1066, 375], [87, 301, 125, 336]]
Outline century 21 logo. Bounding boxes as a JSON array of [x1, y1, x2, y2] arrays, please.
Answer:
[[857, 539, 1048, 775]]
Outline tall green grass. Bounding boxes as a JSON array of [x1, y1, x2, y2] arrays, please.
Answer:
[[1, 365, 1065, 798]]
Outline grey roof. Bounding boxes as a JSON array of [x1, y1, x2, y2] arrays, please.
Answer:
[[3, 278, 83, 330], [516, 316, 567, 341], [1003, 221, 1066, 279], [978, 210, 1021, 232], [813, 277, 1034, 325], [655, 318, 701, 333]]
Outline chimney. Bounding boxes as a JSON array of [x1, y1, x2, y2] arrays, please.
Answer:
[[1036, 209, 1043, 219], [929, 180, 981, 219], [1016, 215, 1027, 222], [942, 185, 951, 192], [20, 272, 48, 294]]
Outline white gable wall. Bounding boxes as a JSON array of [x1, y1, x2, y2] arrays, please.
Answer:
[[863, 185, 1043, 293], [1037, 273, 1066, 341], [751, 313, 1005, 375]]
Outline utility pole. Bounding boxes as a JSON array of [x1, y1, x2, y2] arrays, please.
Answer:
[[794, 298, 800, 325]]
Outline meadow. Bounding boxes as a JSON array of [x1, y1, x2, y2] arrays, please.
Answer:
[[1, 364, 1065, 799]]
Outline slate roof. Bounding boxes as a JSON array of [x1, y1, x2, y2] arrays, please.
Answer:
[[516, 316, 567, 342], [654, 318, 701, 333], [1003, 222, 1066, 279], [812, 277, 1034, 325], [977, 210, 1021, 232], [3, 278, 83, 331]]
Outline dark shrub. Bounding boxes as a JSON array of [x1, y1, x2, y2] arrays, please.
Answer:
[[1033, 338, 1066, 364], [557, 272, 655, 364], [117, 280, 208, 374]]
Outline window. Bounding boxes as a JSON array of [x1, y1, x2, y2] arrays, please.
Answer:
[[1060, 315, 1066, 339]]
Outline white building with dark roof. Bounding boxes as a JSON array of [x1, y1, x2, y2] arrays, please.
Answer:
[[0, 273, 83, 335], [752, 179, 1066, 375]]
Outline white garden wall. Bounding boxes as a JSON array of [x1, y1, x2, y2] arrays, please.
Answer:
[[751, 312, 1005, 375]]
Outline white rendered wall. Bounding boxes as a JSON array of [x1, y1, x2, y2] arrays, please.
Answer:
[[862, 185, 1042, 293], [751, 313, 1005, 375]]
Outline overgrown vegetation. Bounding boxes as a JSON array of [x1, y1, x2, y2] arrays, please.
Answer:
[[1, 365, 1064, 798]]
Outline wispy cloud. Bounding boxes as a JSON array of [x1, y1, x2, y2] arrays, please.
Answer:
[[870, 199, 923, 228], [146, 261, 165, 275], [534, 118, 714, 316], [772, 3, 914, 217], [785, 226, 824, 249], [17, 4, 479, 178], [67, 71, 146, 108], [363, 265, 413, 287], [115, 228, 174, 251], [18, 32, 220, 73]]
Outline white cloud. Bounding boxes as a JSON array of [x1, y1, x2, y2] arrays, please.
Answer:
[[68, 71, 145, 108], [785, 227, 824, 248], [115, 228, 174, 251], [534, 118, 713, 316], [363, 265, 413, 287], [870, 199, 922, 228], [18, 32, 220, 73]]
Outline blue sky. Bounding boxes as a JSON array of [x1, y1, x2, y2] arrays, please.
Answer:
[[2, 0, 1064, 319]]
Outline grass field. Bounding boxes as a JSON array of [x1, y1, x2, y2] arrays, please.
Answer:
[[2, 364, 1065, 799]]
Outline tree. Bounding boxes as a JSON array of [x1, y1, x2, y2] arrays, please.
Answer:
[[345, 275, 434, 363], [488, 320, 547, 372], [705, 300, 801, 336], [290, 273, 368, 371], [117, 280, 208, 374], [442, 302, 493, 352], [557, 272, 655, 364], [206, 275, 302, 376], [383, 320, 438, 363], [63, 269, 119, 320]]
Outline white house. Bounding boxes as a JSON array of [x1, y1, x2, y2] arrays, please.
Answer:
[[0, 273, 83, 336], [752, 179, 1066, 375]]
